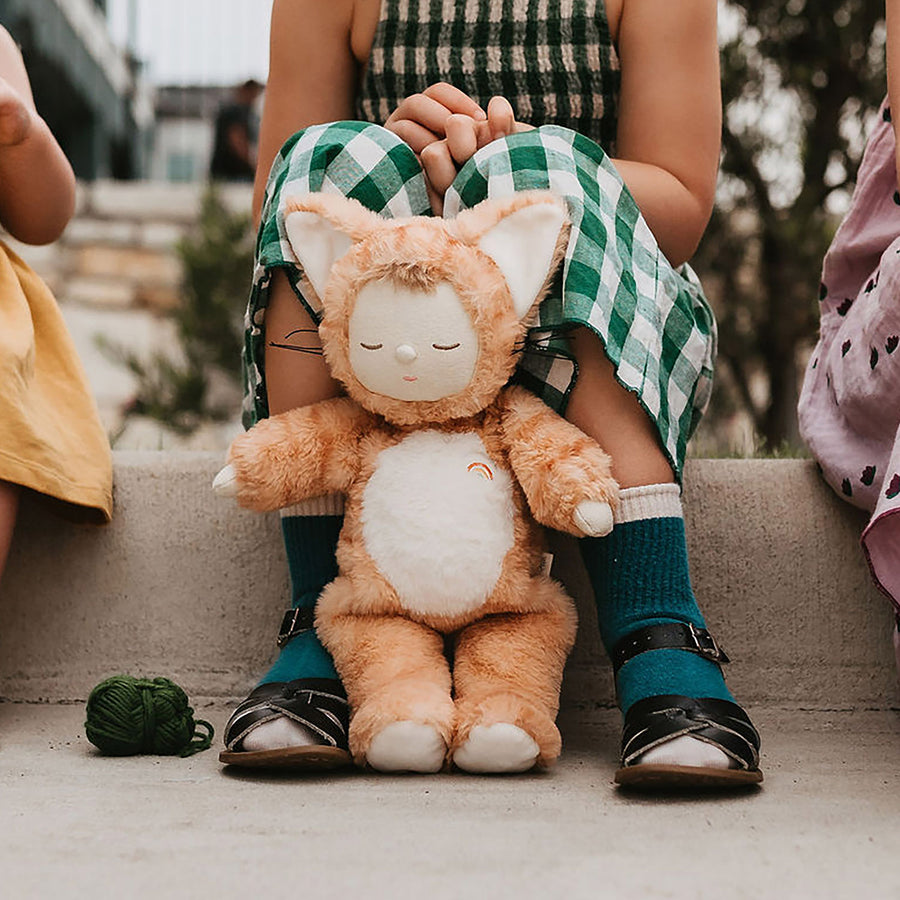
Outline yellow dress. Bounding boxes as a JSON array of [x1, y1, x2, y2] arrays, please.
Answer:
[[0, 241, 112, 523]]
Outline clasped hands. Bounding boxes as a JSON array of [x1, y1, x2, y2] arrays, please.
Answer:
[[385, 82, 530, 215]]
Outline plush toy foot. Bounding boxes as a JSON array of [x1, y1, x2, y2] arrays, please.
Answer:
[[452, 724, 540, 773], [366, 721, 447, 773]]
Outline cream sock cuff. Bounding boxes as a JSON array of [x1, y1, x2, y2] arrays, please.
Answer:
[[280, 493, 345, 517], [613, 483, 682, 524]]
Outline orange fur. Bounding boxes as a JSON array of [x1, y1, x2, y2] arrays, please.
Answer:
[[500, 386, 620, 534], [228, 191, 619, 771]]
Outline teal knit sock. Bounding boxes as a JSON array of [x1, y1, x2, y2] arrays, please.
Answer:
[[259, 508, 342, 685], [579, 484, 733, 715]]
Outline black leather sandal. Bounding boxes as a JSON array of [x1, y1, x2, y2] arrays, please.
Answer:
[[610, 623, 763, 789], [219, 610, 352, 769]]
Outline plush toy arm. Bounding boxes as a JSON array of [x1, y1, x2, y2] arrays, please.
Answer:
[[215, 397, 371, 511], [499, 386, 619, 537]]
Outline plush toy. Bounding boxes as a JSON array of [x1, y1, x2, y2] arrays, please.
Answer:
[[215, 190, 619, 773]]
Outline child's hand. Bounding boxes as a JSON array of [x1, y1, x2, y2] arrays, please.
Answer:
[[0, 77, 32, 148], [387, 87, 528, 214]]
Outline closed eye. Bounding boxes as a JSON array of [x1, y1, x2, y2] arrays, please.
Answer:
[[432, 343, 460, 350], [359, 342, 383, 350]]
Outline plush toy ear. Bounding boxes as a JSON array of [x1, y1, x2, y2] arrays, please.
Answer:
[[474, 195, 568, 320], [284, 209, 354, 300], [283, 193, 384, 299]]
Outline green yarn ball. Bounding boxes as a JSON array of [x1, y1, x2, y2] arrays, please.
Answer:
[[85, 675, 214, 757]]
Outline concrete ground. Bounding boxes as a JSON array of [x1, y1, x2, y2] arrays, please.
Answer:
[[1, 703, 898, 900], [3, 458, 900, 898]]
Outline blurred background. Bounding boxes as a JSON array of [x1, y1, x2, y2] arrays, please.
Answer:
[[0, 0, 887, 455]]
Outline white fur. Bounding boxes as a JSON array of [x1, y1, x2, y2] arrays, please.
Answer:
[[453, 724, 540, 773], [476, 202, 567, 320], [349, 281, 479, 401], [212, 464, 238, 497], [366, 721, 447, 773], [284, 209, 353, 299], [573, 500, 614, 537], [361, 431, 515, 617]]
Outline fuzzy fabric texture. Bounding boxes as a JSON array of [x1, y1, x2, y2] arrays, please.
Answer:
[[225, 191, 617, 771]]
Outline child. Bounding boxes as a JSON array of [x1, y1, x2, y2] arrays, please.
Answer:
[[221, 0, 762, 788], [799, 2, 900, 676], [0, 26, 112, 585]]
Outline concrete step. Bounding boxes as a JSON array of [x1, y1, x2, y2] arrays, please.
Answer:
[[1, 453, 897, 709], [1, 703, 898, 899]]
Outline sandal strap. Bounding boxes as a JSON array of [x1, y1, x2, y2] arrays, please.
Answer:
[[621, 695, 761, 770], [224, 678, 349, 752], [277, 607, 316, 647], [611, 622, 730, 674]]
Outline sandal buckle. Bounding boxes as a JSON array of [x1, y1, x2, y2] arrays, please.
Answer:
[[688, 623, 730, 664], [277, 607, 316, 647]]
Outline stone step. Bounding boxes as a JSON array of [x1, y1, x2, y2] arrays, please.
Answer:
[[1, 454, 897, 709]]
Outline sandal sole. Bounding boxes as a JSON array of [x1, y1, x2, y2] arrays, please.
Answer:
[[219, 745, 352, 770], [615, 763, 763, 790]]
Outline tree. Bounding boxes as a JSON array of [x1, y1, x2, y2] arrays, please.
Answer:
[[695, 1, 886, 450]]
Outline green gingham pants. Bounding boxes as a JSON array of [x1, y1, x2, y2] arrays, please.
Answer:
[[244, 121, 716, 477]]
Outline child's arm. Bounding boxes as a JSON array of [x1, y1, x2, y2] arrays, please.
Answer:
[[611, 0, 720, 268], [0, 27, 75, 245], [252, 0, 363, 223], [385, 1, 720, 268], [888, 1, 900, 187], [499, 386, 619, 537], [214, 397, 373, 511]]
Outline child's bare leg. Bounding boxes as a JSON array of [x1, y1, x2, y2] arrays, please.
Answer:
[[231, 272, 348, 756], [264, 272, 341, 414], [565, 329, 674, 489], [0, 480, 18, 580], [568, 328, 751, 776]]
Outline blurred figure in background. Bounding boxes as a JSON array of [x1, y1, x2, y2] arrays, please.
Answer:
[[209, 78, 264, 181]]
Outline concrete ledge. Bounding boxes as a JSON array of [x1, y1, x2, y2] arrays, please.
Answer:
[[0, 454, 897, 708]]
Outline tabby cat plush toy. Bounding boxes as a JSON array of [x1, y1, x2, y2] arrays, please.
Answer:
[[215, 190, 618, 773]]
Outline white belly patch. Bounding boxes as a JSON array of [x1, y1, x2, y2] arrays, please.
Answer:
[[361, 430, 516, 617]]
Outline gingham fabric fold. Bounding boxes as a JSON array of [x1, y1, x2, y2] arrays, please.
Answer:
[[243, 122, 716, 477]]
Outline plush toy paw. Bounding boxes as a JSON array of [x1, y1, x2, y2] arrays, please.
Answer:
[[366, 721, 447, 773], [212, 464, 239, 498], [573, 500, 614, 537], [452, 724, 540, 773]]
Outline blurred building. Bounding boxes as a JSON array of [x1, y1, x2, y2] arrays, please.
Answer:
[[0, 0, 151, 178], [152, 83, 264, 183], [152, 85, 230, 182]]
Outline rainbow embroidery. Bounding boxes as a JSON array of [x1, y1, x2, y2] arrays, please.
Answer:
[[467, 461, 494, 481]]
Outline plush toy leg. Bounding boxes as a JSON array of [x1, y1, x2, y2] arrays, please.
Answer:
[[451, 576, 577, 772], [316, 577, 455, 772]]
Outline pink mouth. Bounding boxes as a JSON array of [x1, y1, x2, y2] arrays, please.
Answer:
[[403, 375, 418, 382]]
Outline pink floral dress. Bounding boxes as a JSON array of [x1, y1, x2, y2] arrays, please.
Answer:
[[799, 97, 900, 619]]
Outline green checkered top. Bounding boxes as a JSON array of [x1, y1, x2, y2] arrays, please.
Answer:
[[358, 0, 620, 151]]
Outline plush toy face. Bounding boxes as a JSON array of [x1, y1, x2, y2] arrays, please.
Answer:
[[283, 190, 569, 424], [348, 280, 479, 402]]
